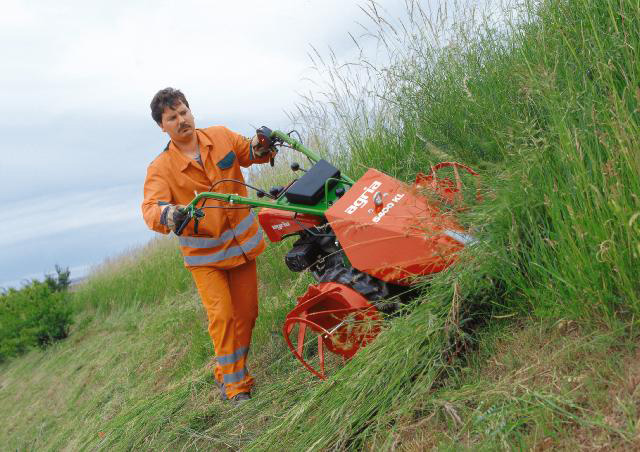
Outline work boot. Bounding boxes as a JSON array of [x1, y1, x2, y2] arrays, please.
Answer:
[[215, 380, 227, 401], [230, 392, 251, 404]]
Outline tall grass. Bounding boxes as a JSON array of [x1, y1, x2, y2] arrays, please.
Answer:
[[243, 0, 640, 448], [72, 237, 192, 315], [291, 0, 640, 323]]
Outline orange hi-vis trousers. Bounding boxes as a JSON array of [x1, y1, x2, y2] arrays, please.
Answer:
[[190, 260, 258, 399]]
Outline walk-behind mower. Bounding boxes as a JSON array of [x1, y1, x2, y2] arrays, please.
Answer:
[[177, 128, 478, 379]]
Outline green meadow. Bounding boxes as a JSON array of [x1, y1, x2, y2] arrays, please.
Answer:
[[1, 0, 639, 449]]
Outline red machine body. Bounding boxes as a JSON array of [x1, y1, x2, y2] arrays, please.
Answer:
[[258, 208, 324, 242], [325, 168, 475, 285], [265, 162, 478, 379], [414, 162, 482, 206], [279, 163, 479, 379]]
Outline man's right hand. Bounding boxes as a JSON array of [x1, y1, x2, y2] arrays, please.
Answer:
[[161, 205, 188, 232]]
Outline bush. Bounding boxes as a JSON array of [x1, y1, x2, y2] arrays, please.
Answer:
[[44, 265, 71, 292], [0, 280, 73, 362]]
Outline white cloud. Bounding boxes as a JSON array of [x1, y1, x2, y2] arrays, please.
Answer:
[[2, 184, 145, 247], [1, 0, 398, 122]]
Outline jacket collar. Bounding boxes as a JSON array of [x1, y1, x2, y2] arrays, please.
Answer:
[[167, 129, 214, 172]]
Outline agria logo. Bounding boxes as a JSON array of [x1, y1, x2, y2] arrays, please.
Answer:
[[272, 221, 291, 231], [345, 181, 382, 214]]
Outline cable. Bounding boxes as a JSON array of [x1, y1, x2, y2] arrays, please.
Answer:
[[200, 206, 253, 210], [194, 178, 274, 214], [205, 179, 275, 199], [287, 130, 303, 143]]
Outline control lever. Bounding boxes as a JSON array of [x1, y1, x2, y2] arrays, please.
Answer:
[[269, 186, 285, 198], [290, 162, 307, 172], [175, 215, 191, 236], [174, 207, 204, 236]]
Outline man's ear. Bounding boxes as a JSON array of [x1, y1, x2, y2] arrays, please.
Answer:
[[157, 121, 165, 133]]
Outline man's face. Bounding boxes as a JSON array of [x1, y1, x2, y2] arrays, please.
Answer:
[[159, 101, 195, 141]]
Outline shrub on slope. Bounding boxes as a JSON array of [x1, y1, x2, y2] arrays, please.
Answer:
[[0, 280, 72, 361]]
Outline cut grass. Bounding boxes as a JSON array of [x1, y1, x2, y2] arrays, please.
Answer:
[[396, 319, 640, 450], [0, 238, 311, 450]]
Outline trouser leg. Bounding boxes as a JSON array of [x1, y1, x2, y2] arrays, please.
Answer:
[[228, 259, 259, 355], [190, 261, 258, 399]]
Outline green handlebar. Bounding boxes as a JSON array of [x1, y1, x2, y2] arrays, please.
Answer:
[[186, 192, 327, 216], [271, 130, 322, 163], [182, 129, 353, 217], [270, 130, 354, 185]]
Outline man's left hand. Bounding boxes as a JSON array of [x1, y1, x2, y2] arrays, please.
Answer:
[[161, 204, 188, 233], [251, 135, 275, 157]]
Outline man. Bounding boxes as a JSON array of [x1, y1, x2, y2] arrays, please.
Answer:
[[141, 88, 273, 403]]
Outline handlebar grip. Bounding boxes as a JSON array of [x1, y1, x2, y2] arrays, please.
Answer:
[[256, 125, 273, 137], [174, 215, 191, 236], [256, 126, 273, 149]]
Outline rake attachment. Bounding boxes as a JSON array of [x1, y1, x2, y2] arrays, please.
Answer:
[[283, 282, 382, 379]]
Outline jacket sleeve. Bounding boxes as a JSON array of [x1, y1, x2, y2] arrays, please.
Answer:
[[223, 127, 271, 168], [141, 162, 172, 234]]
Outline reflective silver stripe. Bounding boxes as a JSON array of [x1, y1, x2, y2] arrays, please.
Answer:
[[240, 228, 263, 254], [184, 228, 263, 265], [178, 211, 256, 248], [443, 229, 477, 245], [217, 346, 249, 365], [223, 367, 248, 384]]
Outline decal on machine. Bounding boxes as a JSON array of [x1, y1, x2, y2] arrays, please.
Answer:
[[272, 221, 291, 230], [372, 193, 405, 223], [344, 181, 382, 214]]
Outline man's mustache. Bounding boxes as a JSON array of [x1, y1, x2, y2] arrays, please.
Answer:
[[179, 123, 191, 131]]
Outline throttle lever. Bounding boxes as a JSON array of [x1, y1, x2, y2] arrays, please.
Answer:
[[174, 207, 204, 236], [175, 215, 191, 236]]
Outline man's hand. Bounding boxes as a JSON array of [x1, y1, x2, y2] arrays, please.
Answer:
[[251, 135, 275, 157], [161, 204, 188, 232]]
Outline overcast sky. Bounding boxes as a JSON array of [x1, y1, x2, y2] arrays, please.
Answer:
[[0, 0, 410, 288]]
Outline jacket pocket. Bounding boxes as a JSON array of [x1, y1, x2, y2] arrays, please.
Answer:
[[217, 151, 236, 170]]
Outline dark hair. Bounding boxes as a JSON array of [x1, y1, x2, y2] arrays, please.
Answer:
[[150, 88, 190, 125]]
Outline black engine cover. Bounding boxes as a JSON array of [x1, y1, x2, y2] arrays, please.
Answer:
[[284, 159, 340, 205], [285, 242, 321, 272]]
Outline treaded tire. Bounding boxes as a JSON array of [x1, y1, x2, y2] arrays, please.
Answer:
[[311, 253, 402, 313]]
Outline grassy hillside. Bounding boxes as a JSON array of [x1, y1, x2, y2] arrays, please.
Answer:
[[1, 0, 639, 449]]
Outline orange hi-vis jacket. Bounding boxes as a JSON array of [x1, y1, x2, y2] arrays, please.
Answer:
[[142, 126, 271, 269]]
